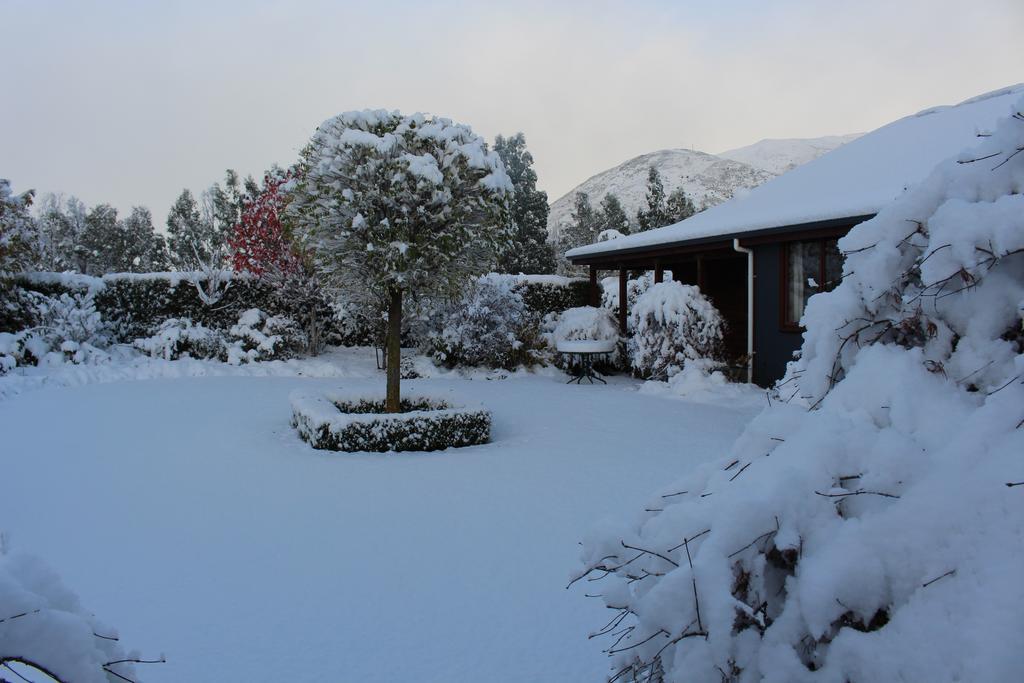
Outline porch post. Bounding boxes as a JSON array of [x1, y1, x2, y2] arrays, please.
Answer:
[[588, 265, 598, 307], [654, 262, 664, 284], [618, 268, 628, 333]]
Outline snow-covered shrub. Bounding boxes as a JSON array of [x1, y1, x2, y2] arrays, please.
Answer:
[[424, 274, 543, 369], [600, 270, 672, 318], [291, 389, 491, 452], [574, 95, 1024, 682], [0, 543, 147, 683], [0, 332, 32, 374], [225, 308, 305, 364], [0, 290, 112, 368], [628, 280, 724, 380], [133, 317, 225, 361]]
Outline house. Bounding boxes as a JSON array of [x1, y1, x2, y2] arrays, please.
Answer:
[[565, 84, 1024, 386]]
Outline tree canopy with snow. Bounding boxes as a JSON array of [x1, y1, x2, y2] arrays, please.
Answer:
[[574, 96, 1024, 681], [598, 193, 633, 236], [0, 179, 37, 275], [557, 191, 600, 270], [493, 132, 557, 275], [166, 188, 224, 271], [289, 109, 512, 411]]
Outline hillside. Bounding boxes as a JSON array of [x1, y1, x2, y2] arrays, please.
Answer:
[[547, 149, 772, 239], [548, 135, 859, 239], [719, 133, 862, 174]]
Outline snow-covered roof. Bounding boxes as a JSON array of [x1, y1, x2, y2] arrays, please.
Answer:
[[567, 84, 1024, 260]]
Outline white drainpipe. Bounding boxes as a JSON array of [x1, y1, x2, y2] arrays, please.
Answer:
[[732, 238, 754, 384]]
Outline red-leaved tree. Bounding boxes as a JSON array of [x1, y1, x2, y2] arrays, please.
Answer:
[[228, 172, 298, 276]]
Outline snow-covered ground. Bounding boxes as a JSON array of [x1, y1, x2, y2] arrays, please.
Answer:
[[0, 350, 762, 682]]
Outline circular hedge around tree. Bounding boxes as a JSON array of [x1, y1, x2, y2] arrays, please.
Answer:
[[290, 389, 491, 453]]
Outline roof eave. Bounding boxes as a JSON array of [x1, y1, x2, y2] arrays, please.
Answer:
[[566, 213, 877, 265]]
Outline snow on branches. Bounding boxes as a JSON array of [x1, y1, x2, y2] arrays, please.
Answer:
[[574, 96, 1024, 682], [288, 109, 512, 410], [628, 281, 724, 380], [0, 543, 157, 683], [288, 109, 512, 307], [0, 179, 38, 276]]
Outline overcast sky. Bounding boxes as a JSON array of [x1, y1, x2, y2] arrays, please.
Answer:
[[2, 0, 1022, 226]]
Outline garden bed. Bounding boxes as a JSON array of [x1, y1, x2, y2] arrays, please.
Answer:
[[290, 388, 491, 452]]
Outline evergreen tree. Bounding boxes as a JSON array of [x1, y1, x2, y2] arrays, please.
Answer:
[[80, 203, 121, 275], [666, 186, 697, 225], [493, 133, 556, 274], [597, 193, 632, 236], [0, 178, 38, 274], [636, 167, 670, 231], [205, 169, 257, 239], [122, 206, 169, 271], [559, 191, 600, 252], [166, 189, 222, 270], [36, 194, 88, 272]]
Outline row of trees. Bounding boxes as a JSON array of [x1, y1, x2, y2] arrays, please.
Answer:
[[558, 167, 698, 257], [7, 170, 260, 275], [3, 133, 558, 278]]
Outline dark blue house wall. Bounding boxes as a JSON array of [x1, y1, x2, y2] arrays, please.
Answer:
[[753, 243, 803, 386]]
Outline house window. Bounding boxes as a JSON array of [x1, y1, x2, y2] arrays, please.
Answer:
[[783, 238, 843, 328]]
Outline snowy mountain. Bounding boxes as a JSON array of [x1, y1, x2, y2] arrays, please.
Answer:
[[547, 149, 772, 239], [548, 135, 860, 239], [718, 133, 862, 175]]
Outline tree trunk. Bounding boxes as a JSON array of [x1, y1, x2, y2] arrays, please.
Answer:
[[386, 288, 402, 413]]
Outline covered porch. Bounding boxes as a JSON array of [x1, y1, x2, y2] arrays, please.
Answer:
[[577, 239, 754, 382]]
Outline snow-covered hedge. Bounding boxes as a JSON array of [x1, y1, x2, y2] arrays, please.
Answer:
[[423, 274, 544, 369], [291, 389, 491, 452], [513, 274, 590, 316], [628, 281, 724, 380], [0, 544, 149, 682], [574, 96, 1024, 681]]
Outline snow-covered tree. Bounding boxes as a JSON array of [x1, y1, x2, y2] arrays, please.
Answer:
[[228, 169, 332, 356], [79, 204, 121, 275], [0, 179, 38, 275], [598, 193, 632, 236], [121, 206, 169, 271], [558, 191, 601, 263], [35, 194, 88, 272], [289, 110, 512, 411], [203, 169, 258, 242], [666, 186, 697, 225], [636, 167, 669, 231], [574, 95, 1024, 683], [493, 133, 556, 274], [167, 189, 223, 270]]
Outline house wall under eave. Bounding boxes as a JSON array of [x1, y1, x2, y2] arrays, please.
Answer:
[[753, 243, 804, 387]]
